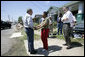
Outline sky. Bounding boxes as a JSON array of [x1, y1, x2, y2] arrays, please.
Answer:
[[1, 1, 71, 22]]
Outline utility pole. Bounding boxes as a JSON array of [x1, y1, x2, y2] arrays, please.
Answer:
[[8, 15, 10, 22], [12, 17, 13, 22]]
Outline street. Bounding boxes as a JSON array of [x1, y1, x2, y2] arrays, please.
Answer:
[[1, 25, 17, 55]]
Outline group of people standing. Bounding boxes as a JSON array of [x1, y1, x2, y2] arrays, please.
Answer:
[[23, 6, 76, 54]]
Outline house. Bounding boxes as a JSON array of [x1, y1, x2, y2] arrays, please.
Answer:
[[34, 14, 42, 23], [35, 14, 42, 18], [47, 6, 59, 21], [47, 1, 84, 33]]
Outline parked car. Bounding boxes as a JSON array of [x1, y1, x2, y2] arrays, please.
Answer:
[[73, 14, 84, 34], [1, 20, 11, 29], [73, 22, 84, 34]]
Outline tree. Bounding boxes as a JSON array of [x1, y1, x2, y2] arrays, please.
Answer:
[[47, 6, 53, 13], [18, 16, 23, 25]]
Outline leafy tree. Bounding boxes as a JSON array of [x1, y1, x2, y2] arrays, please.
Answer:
[[18, 16, 23, 25]]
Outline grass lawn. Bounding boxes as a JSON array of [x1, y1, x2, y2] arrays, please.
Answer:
[[50, 34, 84, 44], [21, 28, 41, 40], [50, 30, 84, 44]]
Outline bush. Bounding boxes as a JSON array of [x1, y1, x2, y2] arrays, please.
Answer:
[[53, 21, 57, 28], [18, 16, 23, 25]]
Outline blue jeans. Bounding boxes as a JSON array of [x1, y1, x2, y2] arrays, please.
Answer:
[[25, 28, 34, 52], [57, 22, 63, 35]]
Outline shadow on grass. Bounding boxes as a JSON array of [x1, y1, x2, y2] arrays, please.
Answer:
[[36, 45, 62, 56], [71, 42, 83, 48]]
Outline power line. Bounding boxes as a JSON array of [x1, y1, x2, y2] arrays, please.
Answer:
[[30, 1, 44, 11]]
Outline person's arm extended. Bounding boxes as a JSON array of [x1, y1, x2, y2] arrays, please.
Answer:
[[61, 16, 68, 22], [37, 21, 47, 29], [62, 18, 68, 22], [35, 17, 49, 30], [35, 19, 48, 29], [33, 22, 43, 30]]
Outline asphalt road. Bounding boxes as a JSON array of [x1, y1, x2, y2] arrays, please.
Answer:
[[1, 25, 17, 55]]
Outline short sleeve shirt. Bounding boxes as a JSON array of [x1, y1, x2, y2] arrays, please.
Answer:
[[40, 17, 49, 29]]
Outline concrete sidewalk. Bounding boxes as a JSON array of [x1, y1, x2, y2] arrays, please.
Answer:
[[10, 32, 23, 38], [24, 38, 84, 56]]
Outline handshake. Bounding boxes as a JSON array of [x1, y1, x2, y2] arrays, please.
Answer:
[[33, 26, 38, 30], [33, 25, 41, 30]]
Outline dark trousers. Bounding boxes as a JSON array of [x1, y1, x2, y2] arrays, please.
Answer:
[[57, 22, 63, 35], [25, 28, 34, 52], [63, 23, 71, 46], [70, 27, 74, 38], [41, 28, 49, 50]]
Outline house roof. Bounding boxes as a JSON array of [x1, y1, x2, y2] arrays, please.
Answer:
[[48, 1, 81, 15], [60, 1, 80, 8], [58, 1, 81, 14], [48, 6, 59, 14]]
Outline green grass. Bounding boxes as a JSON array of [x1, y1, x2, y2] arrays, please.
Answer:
[[53, 28, 84, 44], [53, 21, 57, 29], [49, 34, 84, 45], [34, 34, 41, 40], [56, 35, 65, 40], [21, 29, 27, 40], [21, 29, 41, 40], [71, 38, 84, 44]]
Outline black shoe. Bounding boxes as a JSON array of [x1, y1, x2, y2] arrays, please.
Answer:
[[63, 43, 67, 46], [66, 46, 72, 49], [28, 50, 30, 52], [30, 50, 37, 54]]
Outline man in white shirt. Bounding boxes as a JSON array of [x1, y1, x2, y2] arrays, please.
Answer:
[[70, 16, 76, 38], [61, 7, 74, 49], [70, 16, 76, 27], [23, 9, 37, 54]]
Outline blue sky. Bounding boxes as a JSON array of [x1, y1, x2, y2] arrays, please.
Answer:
[[1, 1, 71, 21]]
